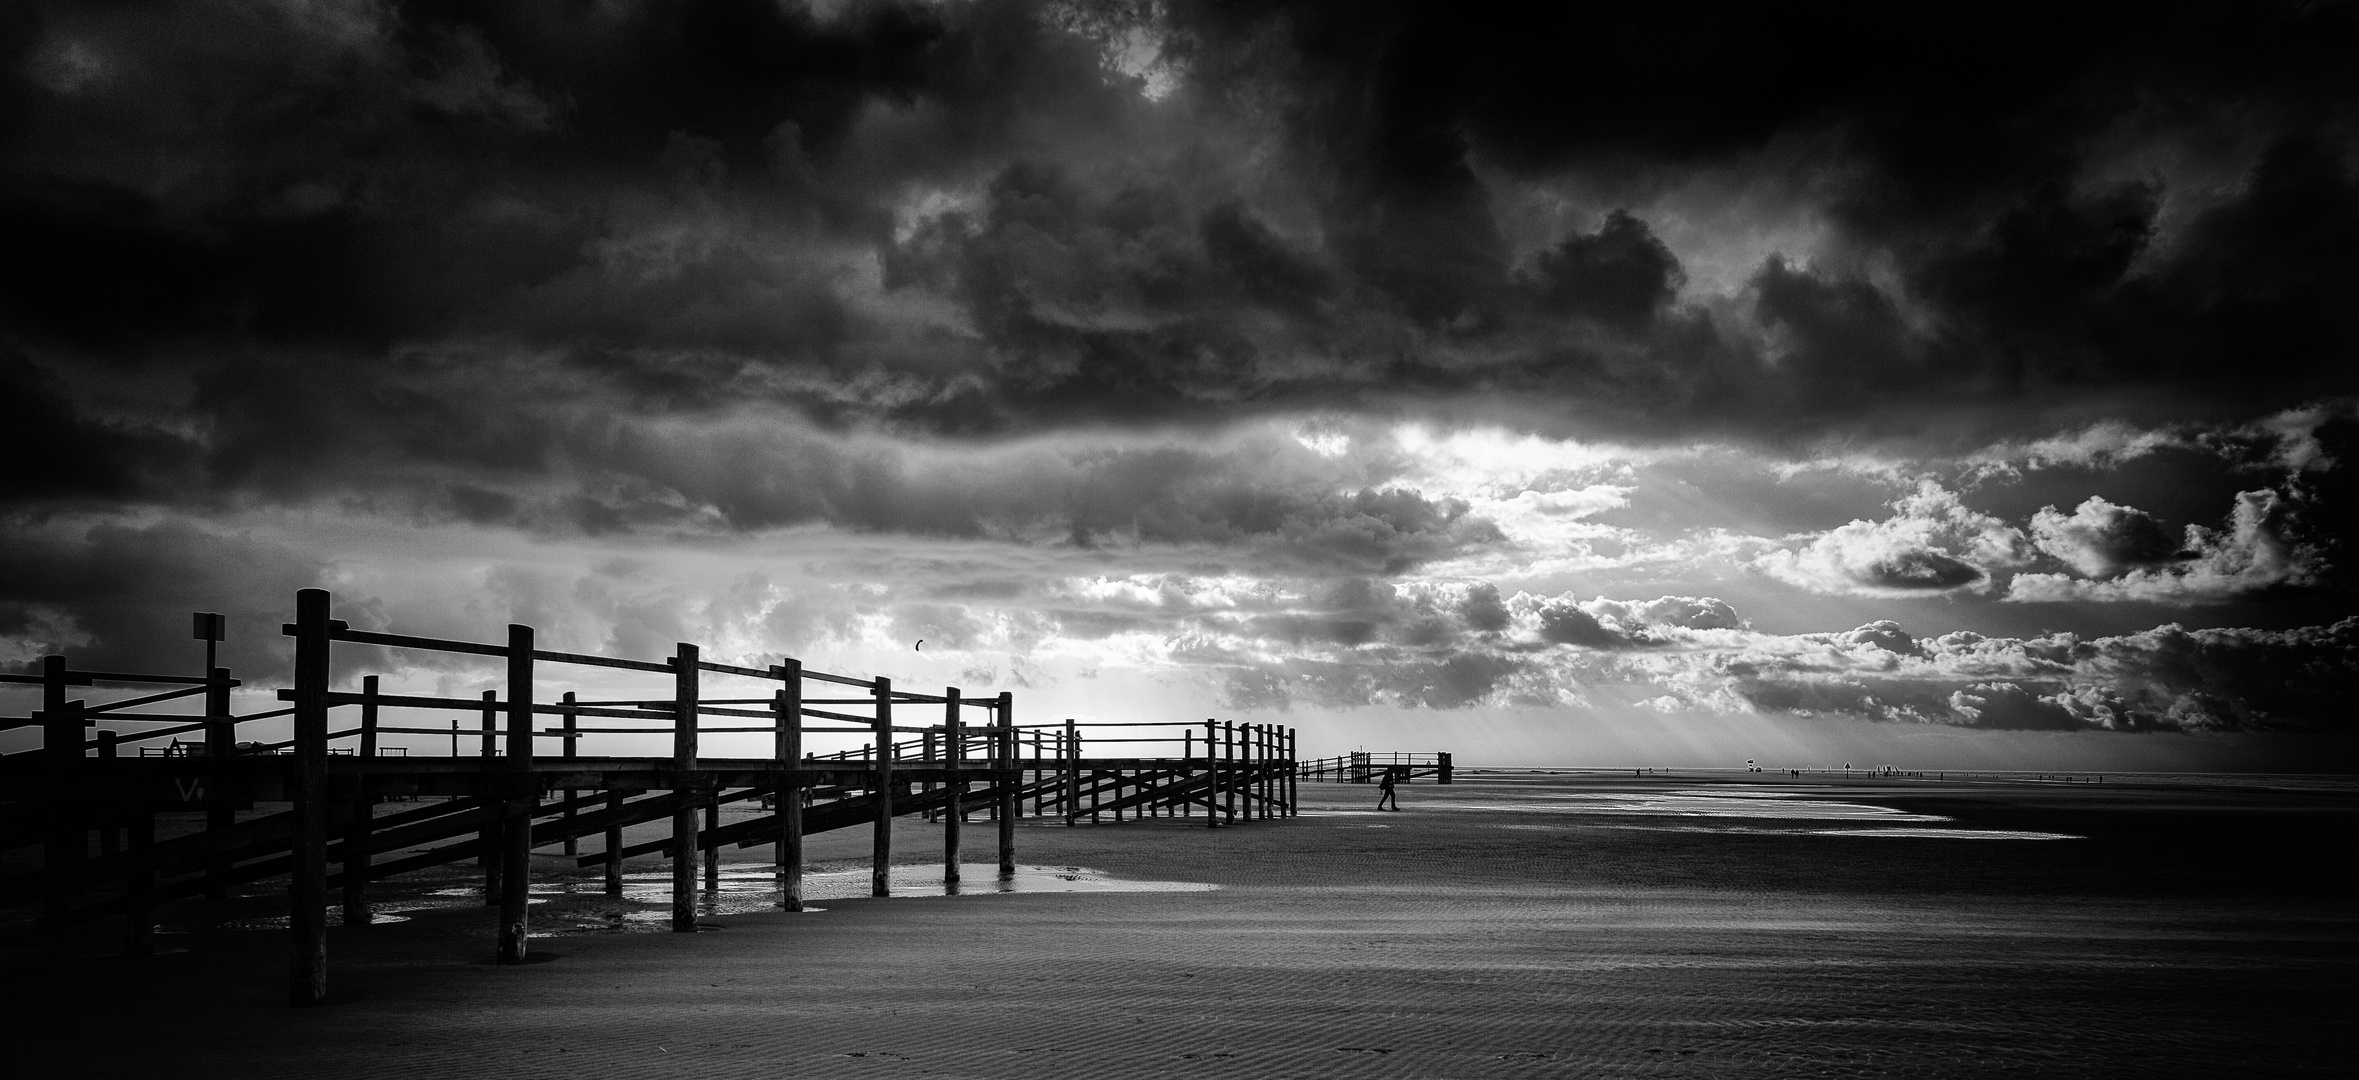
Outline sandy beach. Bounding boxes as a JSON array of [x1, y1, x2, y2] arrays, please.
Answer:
[[4, 772, 2351, 1078]]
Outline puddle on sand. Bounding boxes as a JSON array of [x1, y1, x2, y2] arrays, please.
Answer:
[[1434, 791, 1949, 822], [159, 910, 410, 933]]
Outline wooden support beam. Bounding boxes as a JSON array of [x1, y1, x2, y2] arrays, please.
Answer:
[[703, 796, 720, 889], [671, 642, 699, 932], [996, 691, 1015, 877], [478, 689, 498, 905], [604, 789, 625, 896], [871, 677, 893, 897], [1204, 720, 1217, 830], [560, 692, 578, 856], [1064, 719, 1080, 827], [774, 663, 803, 911], [288, 587, 331, 1007], [496, 624, 534, 964], [943, 687, 961, 892], [204, 665, 234, 898], [344, 675, 377, 926]]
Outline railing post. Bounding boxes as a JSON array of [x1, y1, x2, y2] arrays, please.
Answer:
[[943, 688, 962, 892], [288, 588, 332, 1006], [1223, 722, 1238, 825], [1204, 719, 1218, 829], [996, 691, 1015, 877], [39, 655, 80, 923], [1288, 728, 1299, 814], [671, 642, 700, 932], [871, 677, 893, 897], [561, 692, 578, 855], [773, 661, 803, 911], [343, 675, 379, 927], [497, 624, 534, 963], [1063, 719, 1080, 827], [1438, 751, 1452, 785], [203, 663, 234, 897], [478, 689, 499, 904]]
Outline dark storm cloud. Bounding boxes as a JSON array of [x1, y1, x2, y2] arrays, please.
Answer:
[[0, 519, 324, 675]]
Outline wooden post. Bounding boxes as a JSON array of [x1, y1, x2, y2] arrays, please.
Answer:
[[921, 728, 938, 822], [1262, 726, 1275, 819], [774, 661, 803, 911], [1204, 719, 1218, 829], [1183, 730, 1193, 818], [703, 797, 720, 890], [343, 675, 377, 926], [478, 689, 499, 904], [1063, 719, 1080, 826], [288, 587, 332, 1006], [943, 688, 961, 892], [671, 642, 700, 932], [204, 663, 234, 898], [1438, 750, 1453, 785], [40, 655, 81, 922], [560, 692, 578, 856], [496, 623, 534, 964], [603, 790, 625, 897], [1223, 721, 1238, 825], [97, 730, 120, 856], [1288, 728, 1300, 814], [1031, 731, 1044, 816], [996, 691, 1015, 877], [871, 677, 893, 897]]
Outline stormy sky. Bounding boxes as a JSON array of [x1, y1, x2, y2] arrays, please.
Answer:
[[5, 0, 2356, 769]]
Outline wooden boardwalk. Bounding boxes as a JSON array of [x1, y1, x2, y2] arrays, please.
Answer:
[[0, 589, 1300, 1005]]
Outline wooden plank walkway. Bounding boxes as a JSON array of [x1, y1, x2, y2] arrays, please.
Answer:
[[0, 589, 1303, 1005]]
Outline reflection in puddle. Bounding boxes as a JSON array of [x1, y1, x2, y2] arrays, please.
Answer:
[[1435, 791, 1949, 822], [154, 864, 1211, 938], [1807, 828, 2081, 840]]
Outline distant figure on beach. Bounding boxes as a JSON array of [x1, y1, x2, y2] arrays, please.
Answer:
[[1376, 768, 1400, 811]]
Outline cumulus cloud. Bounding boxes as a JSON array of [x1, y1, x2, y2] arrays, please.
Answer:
[[2010, 488, 2325, 603], [1756, 481, 2030, 596], [2028, 496, 2181, 577]]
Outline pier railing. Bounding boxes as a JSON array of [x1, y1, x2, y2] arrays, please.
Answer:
[[0, 589, 1300, 1006], [1297, 751, 1452, 784]]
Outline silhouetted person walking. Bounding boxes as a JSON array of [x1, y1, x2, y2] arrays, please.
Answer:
[[1376, 768, 1400, 811]]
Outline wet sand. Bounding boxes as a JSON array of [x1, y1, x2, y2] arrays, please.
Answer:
[[3, 772, 2352, 1078]]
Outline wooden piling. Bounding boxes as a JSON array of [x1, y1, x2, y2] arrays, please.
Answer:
[[287, 587, 331, 1006], [98, 730, 119, 855], [560, 692, 578, 855], [996, 691, 1015, 877], [943, 687, 962, 892], [1204, 719, 1218, 829], [603, 790, 625, 897], [496, 623, 534, 964], [40, 655, 81, 923], [671, 642, 700, 932], [344, 675, 377, 926], [703, 797, 720, 889], [1223, 721, 1238, 825], [479, 689, 499, 904], [204, 664, 234, 898], [1288, 728, 1299, 814], [871, 677, 893, 897], [773, 662, 803, 911], [1064, 719, 1080, 827]]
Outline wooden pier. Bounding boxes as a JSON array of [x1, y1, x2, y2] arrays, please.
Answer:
[[0, 589, 1299, 1005], [1298, 751, 1453, 784]]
